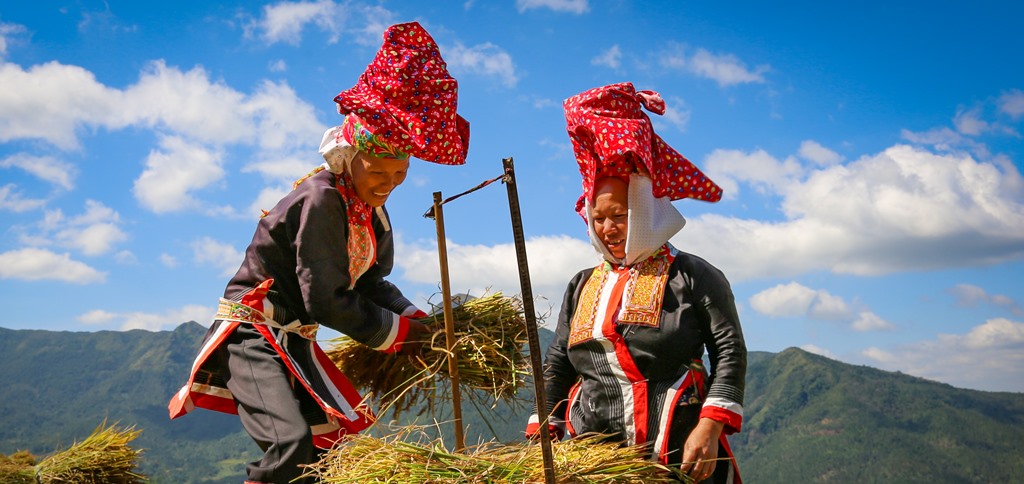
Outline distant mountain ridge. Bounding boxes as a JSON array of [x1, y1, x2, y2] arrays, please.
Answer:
[[1, 323, 1021, 483]]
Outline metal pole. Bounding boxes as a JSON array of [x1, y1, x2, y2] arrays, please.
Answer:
[[432, 191, 465, 452], [502, 158, 556, 484]]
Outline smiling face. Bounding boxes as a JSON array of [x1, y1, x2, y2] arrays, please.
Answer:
[[592, 176, 629, 259], [348, 151, 410, 207]]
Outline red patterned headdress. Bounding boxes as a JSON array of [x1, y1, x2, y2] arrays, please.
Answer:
[[564, 82, 721, 209], [333, 22, 470, 165]]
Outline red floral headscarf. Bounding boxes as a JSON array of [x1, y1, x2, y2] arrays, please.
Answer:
[[564, 82, 722, 214], [333, 21, 470, 165]]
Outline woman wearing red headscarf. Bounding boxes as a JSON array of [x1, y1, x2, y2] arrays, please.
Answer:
[[527, 83, 746, 483], [168, 22, 470, 484]]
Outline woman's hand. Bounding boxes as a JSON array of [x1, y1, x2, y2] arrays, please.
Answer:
[[399, 318, 432, 356], [681, 417, 724, 482]]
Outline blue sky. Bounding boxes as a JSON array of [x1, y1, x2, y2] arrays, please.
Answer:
[[2, 1, 1022, 393]]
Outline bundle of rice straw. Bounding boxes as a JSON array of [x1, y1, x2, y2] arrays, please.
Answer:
[[0, 450, 35, 484], [326, 292, 530, 413], [34, 420, 145, 484], [302, 431, 687, 483]]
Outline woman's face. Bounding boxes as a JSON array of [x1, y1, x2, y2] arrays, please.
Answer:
[[349, 151, 409, 207], [592, 177, 629, 259]]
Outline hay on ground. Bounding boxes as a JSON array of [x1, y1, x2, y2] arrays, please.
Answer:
[[302, 430, 688, 483], [0, 450, 36, 484], [34, 420, 145, 484]]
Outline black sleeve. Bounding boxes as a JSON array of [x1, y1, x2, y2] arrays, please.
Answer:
[[689, 257, 747, 406], [542, 269, 592, 418]]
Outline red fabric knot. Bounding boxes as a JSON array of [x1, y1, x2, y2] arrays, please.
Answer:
[[333, 22, 470, 166], [635, 90, 665, 115]]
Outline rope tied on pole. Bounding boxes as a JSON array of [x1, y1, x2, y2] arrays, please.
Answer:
[[423, 173, 506, 219]]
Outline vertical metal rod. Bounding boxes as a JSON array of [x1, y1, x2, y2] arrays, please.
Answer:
[[432, 191, 465, 452], [502, 157, 556, 484]]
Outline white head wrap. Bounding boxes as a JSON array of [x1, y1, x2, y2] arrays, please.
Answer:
[[318, 125, 359, 174], [587, 174, 686, 266]]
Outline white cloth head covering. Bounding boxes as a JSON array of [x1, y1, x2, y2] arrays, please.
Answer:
[[318, 125, 359, 174], [587, 174, 686, 266]]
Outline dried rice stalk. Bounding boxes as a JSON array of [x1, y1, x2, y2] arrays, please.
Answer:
[[325, 292, 530, 413], [0, 450, 36, 484], [303, 430, 686, 483], [34, 420, 145, 484]]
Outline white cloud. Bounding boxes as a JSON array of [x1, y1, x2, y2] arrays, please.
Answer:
[[0, 248, 106, 283], [242, 154, 317, 183], [591, 45, 621, 69], [396, 234, 599, 318], [125, 61, 249, 144], [800, 344, 838, 360], [677, 144, 1024, 281], [997, 89, 1024, 119], [0, 22, 27, 60], [689, 48, 769, 86], [247, 0, 340, 45], [749, 282, 853, 322], [244, 1, 400, 48], [0, 61, 122, 150], [18, 200, 128, 256], [1, 153, 75, 190], [55, 200, 128, 255], [349, 5, 400, 47], [749, 282, 816, 317], [77, 309, 117, 324], [248, 80, 327, 152], [159, 253, 178, 268], [850, 311, 894, 331], [953, 106, 991, 136], [0, 184, 47, 212], [661, 45, 769, 87], [444, 41, 519, 88], [0, 59, 322, 149], [192, 236, 245, 277], [797, 140, 843, 167], [809, 291, 853, 321], [900, 126, 968, 152], [862, 318, 1024, 392], [527, 95, 558, 110], [660, 96, 691, 133], [538, 138, 574, 161], [78, 304, 215, 331], [133, 136, 224, 213], [268, 59, 288, 72], [114, 250, 137, 264], [247, 186, 292, 219], [950, 283, 1024, 316], [62, 220, 128, 256], [702, 148, 803, 199], [516, 0, 589, 14], [950, 283, 989, 306]]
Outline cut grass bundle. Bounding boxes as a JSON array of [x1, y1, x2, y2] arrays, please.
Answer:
[[0, 450, 36, 484], [302, 431, 686, 483], [34, 420, 145, 484], [326, 292, 530, 413]]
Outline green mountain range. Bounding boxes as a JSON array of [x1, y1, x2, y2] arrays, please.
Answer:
[[1, 322, 1021, 483]]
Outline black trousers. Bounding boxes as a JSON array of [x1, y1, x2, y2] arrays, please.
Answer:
[[214, 324, 319, 484]]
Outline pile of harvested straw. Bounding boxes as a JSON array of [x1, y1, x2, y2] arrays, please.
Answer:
[[0, 450, 35, 484], [34, 421, 145, 484], [302, 432, 686, 483], [326, 292, 530, 413]]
